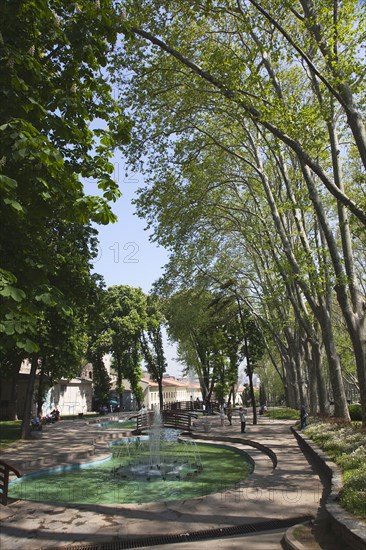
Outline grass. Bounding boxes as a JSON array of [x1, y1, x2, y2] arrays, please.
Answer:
[[60, 413, 98, 420], [264, 407, 299, 420], [0, 420, 22, 449], [305, 422, 366, 519], [96, 419, 137, 429]]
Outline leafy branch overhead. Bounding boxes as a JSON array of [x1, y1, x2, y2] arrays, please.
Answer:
[[0, 0, 131, 354]]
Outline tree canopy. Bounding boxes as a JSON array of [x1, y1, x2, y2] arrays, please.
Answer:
[[0, 0, 130, 433], [0, 0, 131, 356], [111, 0, 366, 424]]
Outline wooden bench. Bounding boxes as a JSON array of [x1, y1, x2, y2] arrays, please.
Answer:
[[0, 460, 23, 505]]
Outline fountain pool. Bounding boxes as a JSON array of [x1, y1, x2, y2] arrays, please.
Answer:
[[9, 438, 253, 505]]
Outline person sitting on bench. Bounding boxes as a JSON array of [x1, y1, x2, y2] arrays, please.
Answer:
[[30, 415, 42, 430]]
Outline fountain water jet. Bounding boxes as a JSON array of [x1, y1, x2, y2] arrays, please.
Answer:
[[111, 407, 202, 480]]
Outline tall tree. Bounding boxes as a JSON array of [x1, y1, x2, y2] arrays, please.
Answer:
[[102, 285, 147, 409], [0, 0, 130, 434], [140, 295, 167, 410]]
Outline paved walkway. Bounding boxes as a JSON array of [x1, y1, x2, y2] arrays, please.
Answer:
[[0, 414, 323, 549]]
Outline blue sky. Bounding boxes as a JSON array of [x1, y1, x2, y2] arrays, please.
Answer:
[[91, 162, 168, 292], [86, 153, 183, 378]]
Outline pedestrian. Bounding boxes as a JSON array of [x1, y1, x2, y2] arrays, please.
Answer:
[[300, 404, 307, 430], [239, 407, 247, 433]]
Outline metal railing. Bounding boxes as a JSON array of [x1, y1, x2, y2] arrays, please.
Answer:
[[136, 410, 196, 432], [164, 400, 221, 414], [0, 460, 22, 505]]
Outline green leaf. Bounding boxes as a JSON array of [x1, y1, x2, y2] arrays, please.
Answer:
[[4, 198, 24, 212], [0, 175, 18, 190], [0, 285, 26, 302], [17, 338, 39, 353], [35, 292, 57, 306]]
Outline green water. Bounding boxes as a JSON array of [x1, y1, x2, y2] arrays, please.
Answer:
[[9, 443, 253, 505]]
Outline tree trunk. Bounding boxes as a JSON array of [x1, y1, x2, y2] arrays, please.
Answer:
[[295, 337, 307, 407], [116, 358, 123, 411], [259, 382, 266, 406], [305, 339, 318, 415], [335, 290, 366, 427], [327, 121, 366, 427], [20, 354, 38, 439], [283, 329, 301, 408], [158, 378, 164, 411], [8, 368, 20, 421], [311, 336, 328, 416], [317, 300, 350, 420], [281, 356, 296, 408], [350, 318, 366, 427], [36, 360, 47, 417], [289, 355, 301, 407]]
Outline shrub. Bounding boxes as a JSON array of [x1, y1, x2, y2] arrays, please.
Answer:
[[265, 407, 299, 420], [340, 488, 366, 518], [348, 404, 362, 421], [341, 464, 366, 517]]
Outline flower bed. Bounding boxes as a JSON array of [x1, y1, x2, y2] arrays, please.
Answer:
[[305, 422, 366, 519]]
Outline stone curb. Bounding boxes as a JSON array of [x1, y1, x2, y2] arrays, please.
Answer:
[[281, 523, 312, 550], [291, 426, 366, 550], [186, 431, 278, 468]]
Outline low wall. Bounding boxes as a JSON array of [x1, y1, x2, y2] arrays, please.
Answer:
[[186, 432, 277, 469], [291, 427, 366, 550]]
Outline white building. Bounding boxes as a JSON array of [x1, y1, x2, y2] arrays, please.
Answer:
[[140, 375, 202, 409], [43, 378, 93, 416], [18, 360, 93, 417]]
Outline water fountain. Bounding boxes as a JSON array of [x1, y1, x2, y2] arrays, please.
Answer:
[[111, 408, 203, 480], [8, 408, 253, 505]]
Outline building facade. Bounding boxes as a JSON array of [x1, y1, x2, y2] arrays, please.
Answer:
[[139, 375, 202, 410]]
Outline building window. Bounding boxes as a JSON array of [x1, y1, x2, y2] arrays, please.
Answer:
[[89, 371, 92, 379]]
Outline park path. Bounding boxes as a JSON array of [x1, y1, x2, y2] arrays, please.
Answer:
[[0, 413, 325, 549]]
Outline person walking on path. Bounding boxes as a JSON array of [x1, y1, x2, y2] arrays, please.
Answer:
[[300, 404, 308, 430], [239, 407, 247, 433]]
